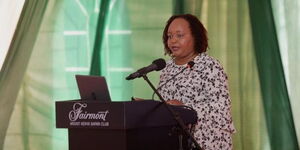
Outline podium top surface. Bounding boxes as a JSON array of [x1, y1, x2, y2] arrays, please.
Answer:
[[56, 100, 197, 129]]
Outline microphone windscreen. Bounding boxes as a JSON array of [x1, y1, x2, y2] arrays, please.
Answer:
[[152, 58, 166, 71], [187, 61, 195, 68]]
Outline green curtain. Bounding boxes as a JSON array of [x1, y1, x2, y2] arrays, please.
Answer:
[[0, 0, 48, 149], [89, 0, 110, 76], [248, 0, 299, 149], [3, 0, 101, 149], [173, 0, 184, 14], [127, 0, 172, 99], [175, 0, 269, 149], [3, 0, 134, 149], [95, 0, 133, 101], [271, 0, 300, 145]]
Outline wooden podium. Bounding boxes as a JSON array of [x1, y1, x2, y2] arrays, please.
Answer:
[[56, 100, 197, 150]]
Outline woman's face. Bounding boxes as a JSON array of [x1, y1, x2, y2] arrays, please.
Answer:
[[167, 18, 195, 60]]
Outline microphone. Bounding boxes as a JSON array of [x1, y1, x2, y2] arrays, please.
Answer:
[[126, 58, 166, 80], [152, 61, 195, 99], [187, 61, 195, 69]]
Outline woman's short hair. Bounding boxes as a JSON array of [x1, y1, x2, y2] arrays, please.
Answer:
[[162, 14, 208, 55]]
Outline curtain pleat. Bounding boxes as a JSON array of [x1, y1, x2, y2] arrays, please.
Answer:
[[248, 0, 299, 149], [89, 0, 110, 76], [271, 0, 300, 145], [0, 0, 48, 149], [97, 0, 133, 101]]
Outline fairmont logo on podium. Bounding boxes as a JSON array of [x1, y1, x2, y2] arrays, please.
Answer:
[[68, 103, 109, 122]]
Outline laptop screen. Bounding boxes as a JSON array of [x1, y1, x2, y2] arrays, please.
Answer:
[[75, 75, 111, 101]]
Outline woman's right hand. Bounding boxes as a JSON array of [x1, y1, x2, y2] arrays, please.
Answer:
[[166, 99, 184, 106]]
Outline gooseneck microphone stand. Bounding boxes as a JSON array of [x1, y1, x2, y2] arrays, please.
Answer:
[[141, 74, 202, 150]]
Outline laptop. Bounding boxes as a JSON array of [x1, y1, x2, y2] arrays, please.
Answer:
[[75, 75, 111, 101]]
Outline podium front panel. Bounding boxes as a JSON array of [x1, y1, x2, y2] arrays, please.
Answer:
[[56, 100, 197, 150]]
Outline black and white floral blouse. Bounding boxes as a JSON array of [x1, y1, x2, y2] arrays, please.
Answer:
[[157, 52, 236, 150]]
